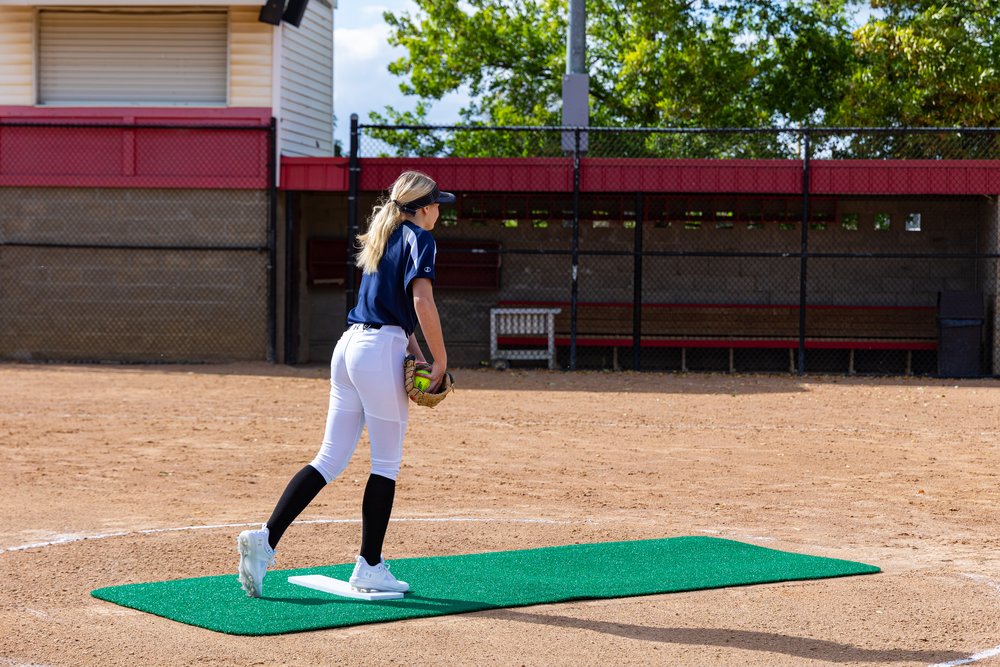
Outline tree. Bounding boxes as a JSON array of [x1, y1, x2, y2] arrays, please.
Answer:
[[818, 1, 1000, 158], [377, 0, 566, 130], [369, 1, 1000, 157], [830, 2, 1000, 127], [377, 1, 852, 123]]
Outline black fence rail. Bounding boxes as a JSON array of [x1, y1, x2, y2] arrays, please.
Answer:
[[360, 124, 1000, 161], [349, 121, 1000, 377], [0, 120, 276, 363]]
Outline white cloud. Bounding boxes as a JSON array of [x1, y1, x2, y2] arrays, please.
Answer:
[[334, 24, 394, 61], [333, 25, 407, 136]]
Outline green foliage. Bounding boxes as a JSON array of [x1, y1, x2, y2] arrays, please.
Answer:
[[366, 102, 449, 157], [382, 0, 565, 127], [831, 2, 1000, 127], [368, 1, 1000, 157]]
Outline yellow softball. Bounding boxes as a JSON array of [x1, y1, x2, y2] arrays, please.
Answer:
[[414, 370, 432, 392]]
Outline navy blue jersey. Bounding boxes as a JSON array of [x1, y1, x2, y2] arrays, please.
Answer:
[[348, 221, 436, 336]]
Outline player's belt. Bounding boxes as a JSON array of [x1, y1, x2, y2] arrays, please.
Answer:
[[362, 323, 382, 330]]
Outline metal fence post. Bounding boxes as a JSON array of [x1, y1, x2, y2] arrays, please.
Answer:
[[346, 114, 360, 329], [798, 129, 811, 376], [569, 127, 581, 370], [283, 191, 297, 364], [266, 116, 278, 363], [633, 191, 644, 371]]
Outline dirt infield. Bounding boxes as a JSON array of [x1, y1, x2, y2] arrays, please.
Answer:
[[1, 363, 998, 666]]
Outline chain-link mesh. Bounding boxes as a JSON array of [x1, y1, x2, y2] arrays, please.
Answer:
[[360, 126, 807, 160], [347, 123, 1000, 377], [811, 128, 1000, 161], [0, 121, 274, 363]]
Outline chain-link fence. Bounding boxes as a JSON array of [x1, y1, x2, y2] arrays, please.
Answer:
[[349, 122, 1000, 376], [14, 120, 988, 374], [0, 120, 275, 363]]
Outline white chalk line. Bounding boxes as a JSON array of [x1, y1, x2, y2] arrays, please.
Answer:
[[929, 645, 1000, 667], [926, 576, 1000, 666], [1, 516, 573, 554], [698, 528, 776, 543], [958, 573, 1000, 597]]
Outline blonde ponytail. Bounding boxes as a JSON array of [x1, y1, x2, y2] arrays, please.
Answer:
[[355, 171, 438, 274]]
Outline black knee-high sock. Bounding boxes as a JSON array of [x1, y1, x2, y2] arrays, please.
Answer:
[[265, 464, 327, 550], [359, 474, 396, 566]]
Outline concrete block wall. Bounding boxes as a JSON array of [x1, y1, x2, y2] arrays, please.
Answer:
[[2, 188, 268, 246], [0, 187, 270, 362]]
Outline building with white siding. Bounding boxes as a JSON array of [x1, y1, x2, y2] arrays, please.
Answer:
[[278, 2, 335, 156], [0, 0, 336, 158]]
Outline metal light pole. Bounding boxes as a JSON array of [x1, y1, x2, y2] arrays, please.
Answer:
[[561, 0, 588, 152], [567, 0, 586, 75]]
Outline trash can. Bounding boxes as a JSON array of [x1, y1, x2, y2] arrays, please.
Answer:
[[937, 290, 985, 378]]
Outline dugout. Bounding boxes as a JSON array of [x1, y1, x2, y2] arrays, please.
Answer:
[[279, 156, 1000, 376]]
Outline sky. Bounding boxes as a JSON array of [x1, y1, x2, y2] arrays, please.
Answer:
[[333, 0, 466, 148]]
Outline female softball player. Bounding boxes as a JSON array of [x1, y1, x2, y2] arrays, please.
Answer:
[[237, 170, 453, 597]]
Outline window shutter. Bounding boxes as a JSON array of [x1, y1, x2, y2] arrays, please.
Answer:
[[38, 9, 228, 105]]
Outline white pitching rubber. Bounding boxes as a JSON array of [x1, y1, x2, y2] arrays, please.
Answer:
[[288, 575, 405, 601]]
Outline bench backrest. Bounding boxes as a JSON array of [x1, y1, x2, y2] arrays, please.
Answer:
[[501, 302, 936, 341], [492, 308, 561, 336], [551, 304, 802, 338]]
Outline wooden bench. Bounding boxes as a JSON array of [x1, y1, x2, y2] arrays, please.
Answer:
[[496, 301, 937, 373]]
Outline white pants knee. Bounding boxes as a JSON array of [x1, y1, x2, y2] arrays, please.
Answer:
[[309, 324, 410, 482]]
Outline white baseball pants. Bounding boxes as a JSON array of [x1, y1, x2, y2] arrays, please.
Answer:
[[309, 324, 409, 482]]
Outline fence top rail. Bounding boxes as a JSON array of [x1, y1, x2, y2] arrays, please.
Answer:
[[0, 121, 272, 130], [358, 123, 1000, 135]]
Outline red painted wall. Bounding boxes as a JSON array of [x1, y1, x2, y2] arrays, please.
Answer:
[[810, 160, 1000, 195], [0, 107, 272, 189], [281, 157, 349, 191], [279, 155, 1000, 196]]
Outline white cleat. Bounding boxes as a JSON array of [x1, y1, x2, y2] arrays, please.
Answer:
[[237, 524, 276, 598], [348, 555, 409, 593]]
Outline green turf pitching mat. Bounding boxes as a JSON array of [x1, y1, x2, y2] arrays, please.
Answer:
[[90, 536, 879, 635]]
